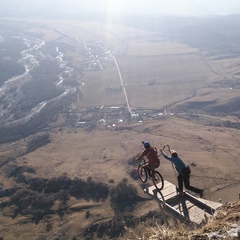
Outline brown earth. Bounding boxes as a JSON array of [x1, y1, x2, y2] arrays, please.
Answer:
[[20, 117, 240, 203], [0, 18, 240, 239], [1, 116, 239, 239]]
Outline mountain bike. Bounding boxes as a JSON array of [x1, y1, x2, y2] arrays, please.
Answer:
[[137, 158, 164, 190]]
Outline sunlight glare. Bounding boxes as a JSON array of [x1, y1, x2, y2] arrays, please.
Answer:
[[107, 0, 124, 14]]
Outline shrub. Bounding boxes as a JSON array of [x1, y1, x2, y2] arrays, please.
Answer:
[[85, 210, 90, 219], [10, 188, 36, 209], [108, 179, 114, 183], [26, 134, 51, 153], [9, 188, 54, 220], [28, 177, 46, 192], [84, 214, 136, 239], [31, 193, 54, 210], [84, 177, 109, 202], [8, 173, 110, 222], [44, 175, 72, 193], [69, 177, 109, 202], [68, 177, 86, 198], [8, 165, 35, 178], [109, 178, 138, 214]]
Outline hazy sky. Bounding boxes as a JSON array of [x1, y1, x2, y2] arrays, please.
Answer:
[[1, 0, 240, 17]]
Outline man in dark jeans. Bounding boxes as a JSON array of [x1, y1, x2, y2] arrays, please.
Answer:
[[161, 147, 204, 198]]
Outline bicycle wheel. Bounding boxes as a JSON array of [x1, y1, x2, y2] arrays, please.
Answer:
[[138, 165, 148, 183], [152, 171, 164, 190]]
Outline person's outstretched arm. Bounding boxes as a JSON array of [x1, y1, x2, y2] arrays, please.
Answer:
[[136, 151, 146, 160], [161, 150, 172, 161]]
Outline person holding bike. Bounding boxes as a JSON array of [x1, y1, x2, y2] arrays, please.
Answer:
[[160, 147, 203, 198], [136, 141, 160, 175]]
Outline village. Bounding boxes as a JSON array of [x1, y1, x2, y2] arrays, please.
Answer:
[[64, 104, 174, 129]]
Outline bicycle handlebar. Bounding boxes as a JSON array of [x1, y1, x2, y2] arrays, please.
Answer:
[[138, 157, 148, 164]]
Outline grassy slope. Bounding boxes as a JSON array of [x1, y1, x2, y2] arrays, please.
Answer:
[[123, 201, 240, 240], [0, 18, 240, 239]]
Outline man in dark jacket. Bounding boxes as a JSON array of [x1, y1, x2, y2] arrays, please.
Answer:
[[161, 147, 203, 198]]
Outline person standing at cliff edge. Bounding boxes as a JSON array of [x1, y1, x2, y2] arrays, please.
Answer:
[[160, 147, 203, 198]]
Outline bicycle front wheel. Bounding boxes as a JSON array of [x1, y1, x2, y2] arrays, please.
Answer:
[[138, 165, 148, 183], [152, 171, 164, 190]]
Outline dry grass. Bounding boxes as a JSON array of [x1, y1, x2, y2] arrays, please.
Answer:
[[127, 41, 198, 56], [26, 19, 222, 109], [0, 18, 240, 239], [123, 222, 191, 240], [12, 116, 240, 202], [122, 201, 240, 240]]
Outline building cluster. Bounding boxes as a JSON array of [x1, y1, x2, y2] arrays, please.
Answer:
[[64, 105, 171, 129]]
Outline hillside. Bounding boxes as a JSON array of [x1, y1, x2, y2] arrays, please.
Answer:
[[0, 16, 240, 239], [0, 117, 239, 239], [122, 201, 240, 240]]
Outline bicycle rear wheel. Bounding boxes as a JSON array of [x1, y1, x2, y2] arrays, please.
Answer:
[[152, 171, 164, 190], [138, 165, 148, 183]]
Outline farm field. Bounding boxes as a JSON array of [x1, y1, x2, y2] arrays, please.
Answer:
[[28, 19, 218, 109]]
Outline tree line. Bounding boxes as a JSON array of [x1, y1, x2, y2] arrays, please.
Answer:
[[2, 166, 142, 227]]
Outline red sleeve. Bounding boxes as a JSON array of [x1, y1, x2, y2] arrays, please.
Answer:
[[153, 146, 158, 154], [136, 150, 146, 160]]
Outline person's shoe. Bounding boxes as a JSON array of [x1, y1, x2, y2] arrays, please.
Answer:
[[179, 191, 184, 197], [199, 189, 204, 198]]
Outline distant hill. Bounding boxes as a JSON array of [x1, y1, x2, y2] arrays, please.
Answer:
[[116, 14, 240, 54]]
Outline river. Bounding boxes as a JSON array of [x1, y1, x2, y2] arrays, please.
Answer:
[[0, 35, 75, 127]]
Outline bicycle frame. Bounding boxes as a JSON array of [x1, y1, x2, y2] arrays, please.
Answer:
[[137, 157, 164, 190], [141, 158, 157, 176]]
